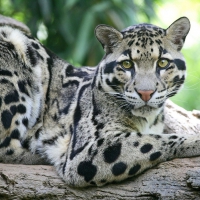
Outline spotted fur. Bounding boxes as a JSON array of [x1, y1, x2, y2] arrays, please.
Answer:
[[0, 17, 200, 187]]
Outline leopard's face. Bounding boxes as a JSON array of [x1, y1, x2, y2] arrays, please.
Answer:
[[95, 19, 189, 117]]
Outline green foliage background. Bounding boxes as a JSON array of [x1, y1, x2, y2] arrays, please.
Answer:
[[0, 0, 200, 110]]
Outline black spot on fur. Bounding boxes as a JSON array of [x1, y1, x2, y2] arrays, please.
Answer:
[[73, 83, 90, 132], [180, 140, 185, 145], [88, 145, 93, 155], [173, 75, 180, 84], [158, 103, 164, 108], [35, 128, 42, 139], [97, 138, 104, 147], [137, 132, 142, 137], [10, 129, 20, 139], [90, 181, 96, 185], [168, 141, 174, 145], [1, 31, 7, 38], [163, 49, 168, 54], [169, 135, 178, 140], [150, 134, 161, 140], [103, 143, 122, 163], [27, 46, 37, 66], [15, 120, 20, 125], [162, 141, 166, 146], [105, 78, 121, 91], [10, 105, 17, 115], [32, 42, 40, 49], [170, 141, 177, 147], [112, 162, 127, 176], [123, 49, 132, 57], [128, 40, 134, 47], [60, 153, 65, 159], [21, 138, 30, 149], [174, 59, 186, 70], [77, 161, 97, 182], [150, 151, 162, 161], [91, 93, 101, 127], [43, 136, 58, 145], [173, 149, 177, 155], [135, 42, 140, 46], [125, 132, 131, 137], [62, 162, 67, 175], [0, 70, 12, 76], [104, 61, 116, 74], [4, 90, 19, 104], [128, 164, 141, 175], [18, 81, 30, 96], [14, 71, 18, 76], [64, 67, 89, 79], [22, 118, 29, 127], [133, 141, 139, 147], [114, 133, 122, 137], [155, 39, 162, 45], [0, 137, 11, 148], [6, 149, 14, 155], [94, 131, 99, 138], [0, 79, 14, 86], [96, 123, 104, 130], [153, 116, 159, 126], [1, 110, 13, 129], [27, 79, 32, 87], [65, 65, 74, 75], [17, 104, 26, 114], [112, 77, 122, 86], [140, 143, 153, 153]]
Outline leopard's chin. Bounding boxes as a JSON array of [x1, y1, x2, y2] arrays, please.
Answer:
[[131, 105, 159, 118]]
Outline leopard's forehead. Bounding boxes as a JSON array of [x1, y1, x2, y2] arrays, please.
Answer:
[[120, 24, 166, 60], [121, 23, 165, 36]]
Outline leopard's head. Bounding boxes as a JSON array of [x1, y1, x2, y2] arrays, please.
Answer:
[[95, 17, 190, 117]]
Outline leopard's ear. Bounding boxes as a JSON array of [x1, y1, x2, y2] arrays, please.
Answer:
[[95, 25, 123, 53], [166, 17, 190, 51]]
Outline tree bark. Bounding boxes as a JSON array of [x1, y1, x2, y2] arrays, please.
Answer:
[[0, 100, 200, 200]]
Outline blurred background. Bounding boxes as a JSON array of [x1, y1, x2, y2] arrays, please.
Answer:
[[0, 0, 200, 110]]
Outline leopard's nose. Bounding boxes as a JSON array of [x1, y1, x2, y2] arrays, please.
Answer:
[[136, 90, 154, 102]]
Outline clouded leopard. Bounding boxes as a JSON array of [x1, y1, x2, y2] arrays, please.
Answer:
[[0, 15, 199, 187]]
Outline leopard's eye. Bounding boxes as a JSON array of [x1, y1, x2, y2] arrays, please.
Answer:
[[122, 60, 133, 69], [157, 59, 169, 68]]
